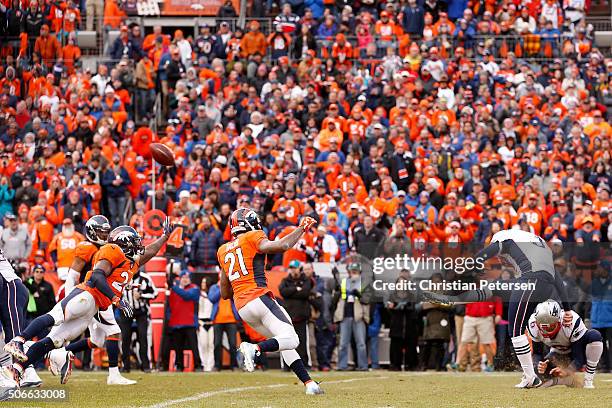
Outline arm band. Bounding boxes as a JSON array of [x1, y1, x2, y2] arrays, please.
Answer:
[[89, 269, 116, 301]]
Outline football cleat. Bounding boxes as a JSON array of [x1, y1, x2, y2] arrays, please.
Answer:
[[237, 342, 258, 373], [4, 337, 27, 362], [420, 291, 455, 306], [584, 379, 595, 389], [515, 375, 542, 388], [48, 349, 74, 385], [20, 366, 42, 388], [305, 381, 324, 395], [107, 373, 137, 385]]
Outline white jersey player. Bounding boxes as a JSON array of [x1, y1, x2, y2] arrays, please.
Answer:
[[0, 248, 42, 394], [488, 229, 556, 279], [530, 300, 603, 388], [421, 229, 573, 388]]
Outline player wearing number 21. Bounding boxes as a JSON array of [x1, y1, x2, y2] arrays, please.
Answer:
[[217, 208, 323, 395]]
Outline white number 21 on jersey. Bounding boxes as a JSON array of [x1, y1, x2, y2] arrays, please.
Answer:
[[225, 248, 249, 282]]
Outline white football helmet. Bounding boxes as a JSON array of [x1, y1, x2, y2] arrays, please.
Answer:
[[534, 299, 562, 338]]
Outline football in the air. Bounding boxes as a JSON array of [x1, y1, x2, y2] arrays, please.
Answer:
[[150, 143, 175, 166]]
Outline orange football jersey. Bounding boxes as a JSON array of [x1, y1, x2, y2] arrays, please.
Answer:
[[217, 230, 270, 309], [80, 244, 139, 309], [48, 232, 85, 269], [74, 240, 100, 283]]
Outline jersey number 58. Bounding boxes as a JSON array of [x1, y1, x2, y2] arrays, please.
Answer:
[[224, 248, 249, 282]]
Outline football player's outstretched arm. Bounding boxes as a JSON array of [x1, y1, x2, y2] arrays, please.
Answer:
[[257, 217, 317, 254], [140, 217, 174, 264]]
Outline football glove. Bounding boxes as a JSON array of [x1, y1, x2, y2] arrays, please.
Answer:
[[299, 216, 317, 231], [113, 297, 134, 318], [162, 216, 176, 238]]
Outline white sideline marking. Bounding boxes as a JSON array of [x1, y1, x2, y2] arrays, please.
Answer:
[[145, 376, 388, 408]]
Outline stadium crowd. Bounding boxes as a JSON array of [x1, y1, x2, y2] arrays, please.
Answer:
[[0, 0, 611, 374]]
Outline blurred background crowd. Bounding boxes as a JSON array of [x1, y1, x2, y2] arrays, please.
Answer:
[[0, 0, 611, 373]]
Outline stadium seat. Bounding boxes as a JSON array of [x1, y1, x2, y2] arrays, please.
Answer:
[[594, 31, 612, 47], [76, 31, 97, 49]]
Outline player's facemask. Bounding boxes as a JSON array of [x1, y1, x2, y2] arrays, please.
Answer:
[[538, 322, 561, 338]]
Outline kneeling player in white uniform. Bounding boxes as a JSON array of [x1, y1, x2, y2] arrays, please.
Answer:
[[530, 300, 603, 389]]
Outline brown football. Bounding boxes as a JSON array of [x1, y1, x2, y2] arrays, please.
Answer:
[[150, 143, 175, 166]]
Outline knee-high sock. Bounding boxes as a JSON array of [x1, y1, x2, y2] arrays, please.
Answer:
[[511, 335, 536, 378], [106, 337, 120, 368], [20, 314, 55, 341], [289, 359, 312, 384], [66, 338, 95, 353], [15, 337, 55, 371], [585, 341, 603, 382], [257, 338, 279, 353]]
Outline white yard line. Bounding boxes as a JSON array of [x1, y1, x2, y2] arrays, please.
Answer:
[[144, 376, 389, 408]]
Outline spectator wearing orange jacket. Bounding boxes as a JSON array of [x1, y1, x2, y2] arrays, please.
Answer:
[[102, 0, 126, 30], [61, 34, 81, 74], [240, 20, 267, 58], [34, 25, 61, 68]]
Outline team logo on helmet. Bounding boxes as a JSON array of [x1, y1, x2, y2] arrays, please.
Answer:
[[108, 226, 144, 261], [230, 208, 262, 236], [85, 215, 111, 246], [535, 299, 562, 338]]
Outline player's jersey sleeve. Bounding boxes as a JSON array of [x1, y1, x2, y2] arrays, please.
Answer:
[[75, 241, 97, 263], [567, 311, 587, 342], [247, 230, 267, 254], [527, 315, 543, 342]]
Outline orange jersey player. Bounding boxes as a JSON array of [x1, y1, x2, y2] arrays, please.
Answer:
[[7, 220, 176, 386], [48, 218, 85, 281], [80, 221, 173, 311], [217, 208, 322, 395], [64, 215, 111, 295]]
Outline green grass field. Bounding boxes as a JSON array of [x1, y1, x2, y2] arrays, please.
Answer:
[[4, 370, 612, 408]]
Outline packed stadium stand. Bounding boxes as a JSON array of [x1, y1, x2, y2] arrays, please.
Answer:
[[0, 0, 610, 373]]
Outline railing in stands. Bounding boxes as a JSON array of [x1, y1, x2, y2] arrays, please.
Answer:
[[589, 17, 612, 32], [310, 33, 572, 62]]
